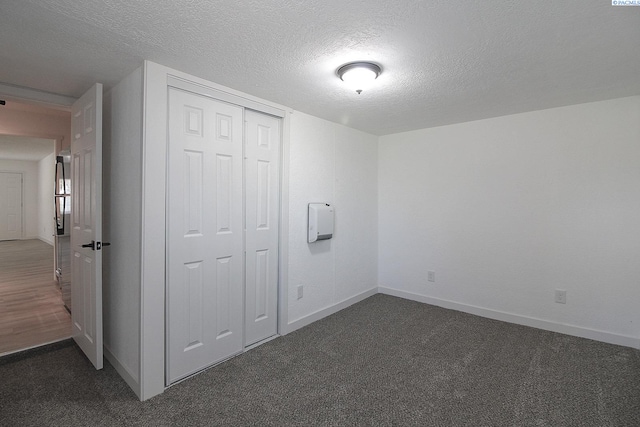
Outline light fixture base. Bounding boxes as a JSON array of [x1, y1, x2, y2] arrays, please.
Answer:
[[336, 62, 382, 81], [336, 61, 382, 94]]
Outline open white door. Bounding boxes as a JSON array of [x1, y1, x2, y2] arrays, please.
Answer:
[[70, 83, 103, 369]]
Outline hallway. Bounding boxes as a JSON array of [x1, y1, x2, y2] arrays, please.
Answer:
[[0, 239, 70, 355]]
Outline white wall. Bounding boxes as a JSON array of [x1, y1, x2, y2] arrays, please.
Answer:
[[379, 96, 640, 347], [287, 111, 378, 328], [37, 153, 55, 244], [103, 66, 143, 396], [0, 159, 39, 239]]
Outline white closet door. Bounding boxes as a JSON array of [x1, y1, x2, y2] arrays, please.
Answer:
[[0, 172, 22, 241], [244, 110, 280, 346], [167, 88, 244, 383]]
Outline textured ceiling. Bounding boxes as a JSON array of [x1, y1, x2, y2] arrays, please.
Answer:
[[0, 1, 639, 135]]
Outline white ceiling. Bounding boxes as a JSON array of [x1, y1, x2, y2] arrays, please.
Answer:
[[1, 1, 639, 136], [0, 135, 55, 162]]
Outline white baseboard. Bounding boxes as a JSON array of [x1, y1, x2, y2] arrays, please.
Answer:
[[104, 345, 142, 400], [378, 287, 640, 350], [38, 236, 54, 246], [284, 287, 378, 335]]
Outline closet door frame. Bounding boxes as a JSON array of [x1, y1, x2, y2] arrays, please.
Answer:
[[140, 61, 290, 399]]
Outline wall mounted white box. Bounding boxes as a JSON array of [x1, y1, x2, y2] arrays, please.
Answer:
[[308, 203, 334, 243]]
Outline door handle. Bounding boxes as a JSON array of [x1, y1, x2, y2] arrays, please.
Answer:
[[81, 240, 111, 251], [82, 241, 96, 250]]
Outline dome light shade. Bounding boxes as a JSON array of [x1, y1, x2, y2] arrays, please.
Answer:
[[337, 62, 381, 94]]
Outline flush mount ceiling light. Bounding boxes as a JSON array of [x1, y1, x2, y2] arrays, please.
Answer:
[[337, 62, 382, 94]]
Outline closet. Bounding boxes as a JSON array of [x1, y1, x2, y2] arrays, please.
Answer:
[[104, 61, 286, 399], [166, 88, 281, 383]]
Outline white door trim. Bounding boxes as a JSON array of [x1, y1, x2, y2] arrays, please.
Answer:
[[0, 83, 75, 109], [167, 76, 285, 119]]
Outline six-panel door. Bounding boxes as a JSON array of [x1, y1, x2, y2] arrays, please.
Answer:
[[167, 88, 245, 383], [244, 110, 280, 346], [71, 83, 103, 370]]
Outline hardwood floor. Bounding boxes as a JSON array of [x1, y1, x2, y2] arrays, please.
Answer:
[[0, 239, 71, 355]]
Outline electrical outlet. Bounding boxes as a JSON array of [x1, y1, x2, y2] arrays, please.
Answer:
[[555, 289, 567, 304], [297, 285, 304, 300], [428, 271, 435, 283]]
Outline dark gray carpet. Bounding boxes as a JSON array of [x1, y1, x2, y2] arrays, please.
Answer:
[[1, 294, 639, 426]]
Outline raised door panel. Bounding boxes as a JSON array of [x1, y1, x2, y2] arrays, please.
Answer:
[[167, 88, 243, 384], [215, 256, 232, 338], [244, 110, 281, 346], [253, 249, 269, 322], [184, 261, 204, 351]]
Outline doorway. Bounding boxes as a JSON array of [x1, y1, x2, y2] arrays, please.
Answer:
[[0, 100, 72, 355]]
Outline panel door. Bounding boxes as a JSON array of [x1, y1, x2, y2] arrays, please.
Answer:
[[0, 172, 23, 241], [244, 110, 280, 346], [71, 83, 103, 369], [167, 88, 244, 383]]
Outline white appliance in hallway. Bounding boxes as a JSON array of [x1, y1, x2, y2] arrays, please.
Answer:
[[166, 87, 281, 384], [0, 172, 23, 241], [54, 151, 71, 311]]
